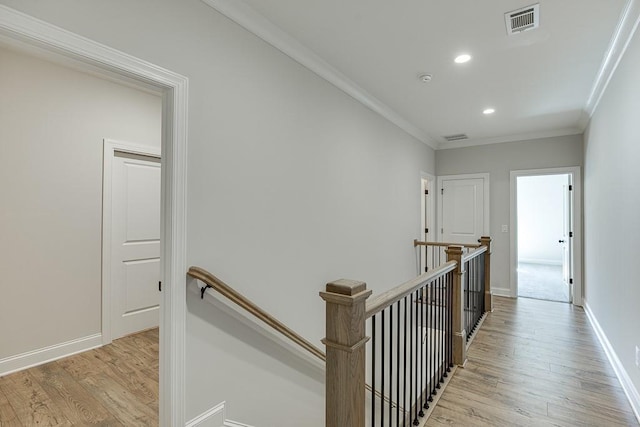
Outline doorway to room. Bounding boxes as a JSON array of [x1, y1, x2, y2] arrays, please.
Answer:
[[515, 173, 572, 303]]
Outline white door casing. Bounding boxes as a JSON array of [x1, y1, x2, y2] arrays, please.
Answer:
[[510, 167, 583, 306], [419, 172, 436, 274], [437, 173, 490, 245], [0, 9, 189, 425]]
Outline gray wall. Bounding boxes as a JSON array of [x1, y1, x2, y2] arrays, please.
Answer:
[[0, 46, 161, 360], [436, 135, 583, 295], [584, 23, 640, 398], [0, 1, 435, 423]]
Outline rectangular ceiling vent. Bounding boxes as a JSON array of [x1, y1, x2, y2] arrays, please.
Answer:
[[505, 4, 539, 35], [443, 133, 469, 142]]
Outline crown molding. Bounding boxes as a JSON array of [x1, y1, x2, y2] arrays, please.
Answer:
[[436, 127, 582, 150], [201, 0, 438, 149], [581, 0, 640, 129]]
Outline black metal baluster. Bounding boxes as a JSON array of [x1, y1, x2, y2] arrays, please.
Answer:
[[381, 309, 385, 424], [404, 296, 408, 427], [414, 290, 420, 425], [436, 276, 441, 383], [397, 300, 401, 427], [372, 315, 376, 427], [409, 292, 415, 425], [389, 305, 393, 427], [448, 271, 453, 370], [423, 283, 429, 411]]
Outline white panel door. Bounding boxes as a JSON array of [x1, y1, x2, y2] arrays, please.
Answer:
[[111, 151, 161, 339], [440, 178, 485, 245]]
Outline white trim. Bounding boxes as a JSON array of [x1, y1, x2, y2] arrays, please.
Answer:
[[0, 6, 189, 426], [436, 173, 491, 242], [436, 127, 582, 150], [224, 420, 255, 427], [185, 401, 225, 427], [102, 140, 162, 345], [185, 401, 255, 427], [509, 167, 583, 305], [584, 302, 640, 423], [518, 258, 563, 266], [0, 334, 102, 377], [491, 287, 513, 298], [581, 0, 640, 129], [200, 0, 436, 149]]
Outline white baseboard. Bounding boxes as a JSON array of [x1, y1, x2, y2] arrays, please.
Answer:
[[518, 258, 562, 266], [0, 333, 102, 377], [224, 420, 254, 427], [186, 401, 255, 427], [491, 287, 513, 298], [185, 401, 225, 427], [584, 302, 640, 423]]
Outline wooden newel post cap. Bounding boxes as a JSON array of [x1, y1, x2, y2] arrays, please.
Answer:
[[325, 279, 367, 296], [320, 279, 371, 305], [445, 245, 463, 256]]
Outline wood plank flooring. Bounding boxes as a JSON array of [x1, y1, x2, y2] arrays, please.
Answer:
[[424, 297, 639, 427], [0, 328, 158, 426]]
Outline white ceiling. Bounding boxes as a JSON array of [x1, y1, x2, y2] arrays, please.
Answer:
[[207, 0, 631, 149]]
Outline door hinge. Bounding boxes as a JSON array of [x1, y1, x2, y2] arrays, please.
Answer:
[[441, 188, 444, 195], [425, 189, 429, 195], [425, 266, 428, 272], [569, 185, 573, 191], [570, 278, 574, 284], [425, 228, 429, 234], [158, 281, 162, 292], [441, 228, 444, 234], [569, 231, 573, 237]]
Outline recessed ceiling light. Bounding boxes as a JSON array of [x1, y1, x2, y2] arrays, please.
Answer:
[[483, 108, 496, 115], [454, 54, 472, 64]]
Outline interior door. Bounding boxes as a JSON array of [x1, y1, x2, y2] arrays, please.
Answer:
[[440, 177, 486, 245], [111, 151, 161, 339]]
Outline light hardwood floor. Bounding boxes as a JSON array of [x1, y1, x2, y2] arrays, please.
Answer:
[[0, 328, 158, 426], [425, 297, 639, 426]]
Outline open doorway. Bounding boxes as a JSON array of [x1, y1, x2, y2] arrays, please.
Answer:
[[516, 174, 571, 302], [0, 7, 188, 424], [510, 167, 582, 305]]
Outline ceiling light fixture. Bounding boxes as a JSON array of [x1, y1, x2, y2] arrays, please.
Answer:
[[483, 108, 496, 115], [418, 73, 432, 83], [454, 54, 472, 64]]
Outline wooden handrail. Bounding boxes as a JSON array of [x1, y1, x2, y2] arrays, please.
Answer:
[[365, 261, 457, 319], [187, 266, 326, 361], [461, 245, 488, 263], [413, 239, 482, 248]]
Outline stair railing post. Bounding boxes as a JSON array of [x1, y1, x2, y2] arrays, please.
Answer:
[[445, 245, 467, 366], [320, 279, 372, 427], [479, 236, 493, 312]]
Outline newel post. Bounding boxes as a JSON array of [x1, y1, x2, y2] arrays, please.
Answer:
[[446, 246, 467, 367], [479, 236, 493, 312], [320, 279, 372, 427]]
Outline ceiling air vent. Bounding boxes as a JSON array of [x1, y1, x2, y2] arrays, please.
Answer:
[[443, 134, 469, 142], [505, 4, 539, 35]]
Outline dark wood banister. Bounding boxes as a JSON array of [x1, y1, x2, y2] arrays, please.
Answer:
[[187, 266, 326, 361]]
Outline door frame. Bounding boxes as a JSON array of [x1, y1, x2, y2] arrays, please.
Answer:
[[420, 172, 436, 242], [419, 172, 436, 274], [102, 139, 162, 345], [0, 7, 188, 426], [509, 167, 583, 306], [436, 173, 490, 242]]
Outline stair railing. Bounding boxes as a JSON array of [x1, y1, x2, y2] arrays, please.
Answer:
[[322, 236, 492, 427]]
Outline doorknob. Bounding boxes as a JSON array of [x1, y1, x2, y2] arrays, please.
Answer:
[[558, 240, 566, 243]]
